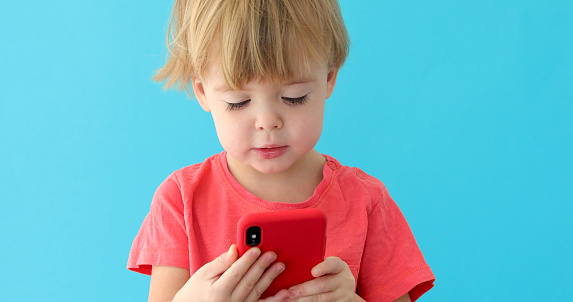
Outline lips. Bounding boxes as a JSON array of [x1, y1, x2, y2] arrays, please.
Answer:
[[253, 145, 288, 159]]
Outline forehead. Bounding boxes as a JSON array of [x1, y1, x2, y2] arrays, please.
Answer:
[[203, 55, 328, 92]]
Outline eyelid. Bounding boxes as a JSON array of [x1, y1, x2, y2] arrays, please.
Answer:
[[226, 99, 250, 111], [282, 94, 309, 105], [225, 94, 309, 110]]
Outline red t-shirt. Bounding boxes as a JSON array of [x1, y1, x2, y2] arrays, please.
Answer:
[[128, 152, 435, 301]]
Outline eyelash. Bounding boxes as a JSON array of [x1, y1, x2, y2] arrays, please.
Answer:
[[283, 95, 309, 106], [227, 100, 250, 111], [226, 95, 309, 111]]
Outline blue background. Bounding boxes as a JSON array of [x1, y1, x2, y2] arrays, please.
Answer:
[[1, 0, 571, 301]]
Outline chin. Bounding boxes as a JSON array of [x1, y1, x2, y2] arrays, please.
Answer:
[[252, 164, 288, 175], [251, 159, 295, 175]]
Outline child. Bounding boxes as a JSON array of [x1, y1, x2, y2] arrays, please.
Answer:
[[128, 0, 435, 301]]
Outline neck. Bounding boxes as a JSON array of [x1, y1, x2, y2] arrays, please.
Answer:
[[226, 150, 326, 203]]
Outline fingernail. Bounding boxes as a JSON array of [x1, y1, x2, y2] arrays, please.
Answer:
[[269, 252, 277, 262], [250, 247, 261, 257], [276, 263, 285, 273], [276, 289, 290, 301], [225, 245, 233, 260], [288, 288, 297, 298]]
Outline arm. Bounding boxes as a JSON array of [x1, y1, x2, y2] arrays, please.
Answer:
[[393, 293, 411, 302], [353, 292, 409, 302], [149, 266, 190, 302]]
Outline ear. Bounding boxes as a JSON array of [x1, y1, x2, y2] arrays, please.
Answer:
[[192, 76, 211, 112], [325, 68, 339, 99]]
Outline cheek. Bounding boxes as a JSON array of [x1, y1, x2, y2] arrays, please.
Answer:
[[292, 106, 325, 141], [211, 113, 249, 149], [306, 102, 325, 130]]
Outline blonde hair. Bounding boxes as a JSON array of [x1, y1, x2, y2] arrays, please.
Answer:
[[154, 0, 349, 94]]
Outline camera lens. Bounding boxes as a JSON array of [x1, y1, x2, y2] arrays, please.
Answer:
[[246, 226, 261, 247]]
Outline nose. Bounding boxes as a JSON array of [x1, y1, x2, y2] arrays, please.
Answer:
[[255, 102, 283, 130]]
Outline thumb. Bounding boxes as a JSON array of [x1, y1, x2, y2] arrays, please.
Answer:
[[258, 289, 290, 302], [198, 244, 239, 279]]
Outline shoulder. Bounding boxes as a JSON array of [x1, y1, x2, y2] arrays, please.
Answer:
[[325, 155, 385, 188], [324, 155, 389, 211], [170, 152, 223, 184], [155, 152, 224, 198]]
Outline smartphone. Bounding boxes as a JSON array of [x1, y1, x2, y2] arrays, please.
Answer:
[[236, 208, 327, 298]]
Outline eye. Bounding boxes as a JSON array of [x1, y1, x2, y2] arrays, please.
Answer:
[[226, 100, 250, 111], [282, 94, 309, 106]]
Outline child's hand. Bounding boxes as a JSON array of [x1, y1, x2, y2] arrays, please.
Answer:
[[173, 244, 287, 302], [285, 257, 356, 302]]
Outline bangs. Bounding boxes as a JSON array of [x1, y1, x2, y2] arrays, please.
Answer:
[[155, 0, 349, 95], [216, 0, 328, 89]]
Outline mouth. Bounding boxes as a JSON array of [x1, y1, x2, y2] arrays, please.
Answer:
[[253, 145, 288, 159]]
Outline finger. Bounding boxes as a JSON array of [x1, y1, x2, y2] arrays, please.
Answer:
[[287, 275, 338, 299], [215, 247, 262, 292], [256, 287, 289, 302], [234, 251, 280, 301], [244, 261, 286, 301], [195, 244, 239, 280], [285, 292, 337, 302], [311, 257, 345, 277]]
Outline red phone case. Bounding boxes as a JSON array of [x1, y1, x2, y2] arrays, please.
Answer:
[[236, 208, 327, 298]]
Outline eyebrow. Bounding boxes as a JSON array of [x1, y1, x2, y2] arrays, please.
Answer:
[[214, 78, 315, 93], [214, 85, 233, 93], [285, 78, 315, 85]]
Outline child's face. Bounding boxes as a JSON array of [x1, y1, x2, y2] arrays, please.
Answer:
[[192, 57, 338, 175]]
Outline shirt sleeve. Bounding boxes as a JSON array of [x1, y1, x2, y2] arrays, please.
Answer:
[[127, 173, 189, 275], [357, 186, 435, 301]]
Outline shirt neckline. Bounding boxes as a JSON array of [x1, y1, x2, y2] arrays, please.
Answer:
[[216, 151, 339, 211]]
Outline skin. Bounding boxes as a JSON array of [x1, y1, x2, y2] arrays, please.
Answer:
[[148, 57, 412, 302], [193, 57, 335, 204]]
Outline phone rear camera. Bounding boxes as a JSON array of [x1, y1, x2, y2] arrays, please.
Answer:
[[246, 226, 261, 247]]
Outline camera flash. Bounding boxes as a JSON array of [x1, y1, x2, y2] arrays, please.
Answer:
[[246, 226, 262, 247]]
